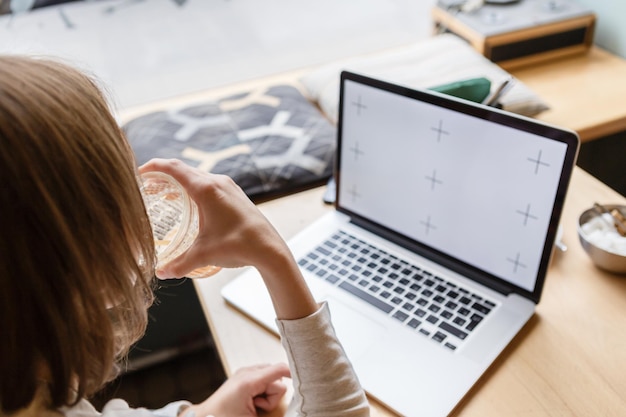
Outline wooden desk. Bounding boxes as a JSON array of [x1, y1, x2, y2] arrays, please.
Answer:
[[193, 167, 626, 416], [511, 47, 626, 143]]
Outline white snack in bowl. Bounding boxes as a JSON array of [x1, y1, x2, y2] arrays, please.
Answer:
[[581, 213, 626, 256]]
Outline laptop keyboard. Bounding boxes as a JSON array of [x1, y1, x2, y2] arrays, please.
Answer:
[[297, 230, 497, 351]]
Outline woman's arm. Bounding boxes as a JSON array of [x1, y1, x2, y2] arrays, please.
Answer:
[[139, 159, 369, 417], [139, 158, 317, 320], [278, 302, 370, 417]]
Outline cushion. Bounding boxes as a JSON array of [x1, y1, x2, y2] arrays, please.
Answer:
[[123, 85, 336, 202], [300, 33, 549, 124]]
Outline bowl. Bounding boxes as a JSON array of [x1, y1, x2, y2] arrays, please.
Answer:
[[578, 204, 626, 274]]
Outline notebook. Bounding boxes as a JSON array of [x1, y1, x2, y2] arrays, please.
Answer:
[[221, 71, 579, 416]]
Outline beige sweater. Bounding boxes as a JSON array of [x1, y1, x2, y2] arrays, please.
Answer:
[[62, 302, 370, 417]]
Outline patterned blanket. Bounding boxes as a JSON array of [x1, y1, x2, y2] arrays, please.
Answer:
[[124, 85, 336, 201]]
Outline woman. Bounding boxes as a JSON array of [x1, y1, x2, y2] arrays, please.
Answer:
[[0, 56, 369, 417]]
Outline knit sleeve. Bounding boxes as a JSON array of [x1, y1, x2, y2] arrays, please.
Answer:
[[275, 302, 370, 417]]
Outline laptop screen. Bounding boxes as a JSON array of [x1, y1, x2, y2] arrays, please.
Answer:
[[336, 72, 579, 302]]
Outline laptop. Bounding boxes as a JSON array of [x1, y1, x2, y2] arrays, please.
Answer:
[[221, 71, 579, 416]]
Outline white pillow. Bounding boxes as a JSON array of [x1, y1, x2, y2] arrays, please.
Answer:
[[301, 34, 549, 124]]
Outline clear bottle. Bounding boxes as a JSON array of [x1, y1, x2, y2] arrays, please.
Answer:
[[140, 171, 221, 278]]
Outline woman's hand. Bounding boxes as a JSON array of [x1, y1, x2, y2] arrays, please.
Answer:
[[139, 158, 318, 320], [139, 159, 289, 278], [184, 363, 290, 417]]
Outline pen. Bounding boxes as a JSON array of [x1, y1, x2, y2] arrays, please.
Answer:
[[482, 76, 514, 107]]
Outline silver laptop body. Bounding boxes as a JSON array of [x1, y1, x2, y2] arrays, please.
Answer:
[[222, 71, 579, 416]]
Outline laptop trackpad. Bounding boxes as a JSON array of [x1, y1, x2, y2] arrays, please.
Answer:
[[324, 295, 388, 361]]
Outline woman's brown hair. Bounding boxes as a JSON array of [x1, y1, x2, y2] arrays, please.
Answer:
[[0, 56, 156, 413]]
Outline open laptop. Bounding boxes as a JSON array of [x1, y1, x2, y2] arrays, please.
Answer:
[[222, 71, 579, 416]]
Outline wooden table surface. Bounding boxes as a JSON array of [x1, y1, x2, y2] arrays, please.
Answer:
[[512, 47, 626, 143]]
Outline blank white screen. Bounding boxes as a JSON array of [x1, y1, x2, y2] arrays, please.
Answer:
[[339, 80, 568, 292]]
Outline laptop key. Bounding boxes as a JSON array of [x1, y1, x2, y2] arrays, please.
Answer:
[[459, 296, 472, 305], [393, 310, 409, 322], [426, 314, 439, 324], [466, 314, 484, 331], [453, 317, 466, 326], [408, 318, 421, 329], [471, 302, 492, 315], [432, 331, 447, 343], [316, 246, 332, 256], [447, 290, 459, 299], [338, 281, 394, 314], [439, 321, 468, 340], [325, 274, 340, 284]]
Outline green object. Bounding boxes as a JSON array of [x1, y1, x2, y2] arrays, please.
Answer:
[[430, 77, 491, 103]]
